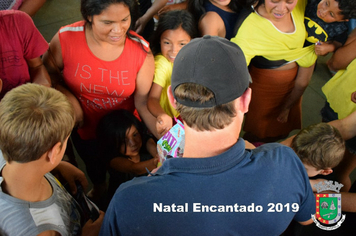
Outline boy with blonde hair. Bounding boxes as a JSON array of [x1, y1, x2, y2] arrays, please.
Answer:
[[289, 123, 345, 177], [0, 83, 103, 236]]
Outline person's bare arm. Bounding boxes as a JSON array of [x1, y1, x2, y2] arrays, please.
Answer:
[[329, 110, 356, 141], [135, 52, 158, 138], [146, 138, 160, 161], [277, 64, 315, 123], [148, 83, 173, 138], [198, 12, 225, 37], [158, 1, 188, 15], [340, 192, 356, 212], [27, 56, 51, 87], [19, 0, 46, 17], [327, 29, 356, 71], [135, 0, 168, 35], [298, 218, 314, 225], [42, 33, 84, 126], [52, 161, 89, 195], [37, 230, 60, 236]]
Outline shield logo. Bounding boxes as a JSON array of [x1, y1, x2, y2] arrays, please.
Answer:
[[315, 193, 342, 225]]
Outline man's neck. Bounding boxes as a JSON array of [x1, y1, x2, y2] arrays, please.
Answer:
[[183, 120, 241, 158]]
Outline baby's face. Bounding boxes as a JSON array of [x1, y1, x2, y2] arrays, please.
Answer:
[[317, 0, 346, 23]]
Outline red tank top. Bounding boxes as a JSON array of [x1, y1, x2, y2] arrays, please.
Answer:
[[59, 21, 149, 139]]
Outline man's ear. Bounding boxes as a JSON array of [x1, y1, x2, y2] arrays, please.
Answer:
[[167, 85, 177, 109], [47, 142, 62, 165], [239, 88, 251, 113], [320, 168, 333, 175]]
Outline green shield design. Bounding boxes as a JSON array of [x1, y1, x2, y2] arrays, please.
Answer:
[[319, 197, 338, 221]]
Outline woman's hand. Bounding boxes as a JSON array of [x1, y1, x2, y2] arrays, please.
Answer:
[[135, 16, 148, 35], [277, 108, 290, 123]]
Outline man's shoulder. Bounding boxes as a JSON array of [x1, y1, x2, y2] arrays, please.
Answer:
[[118, 175, 158, 192], [250, 143, 301, 164], [252, 142, 294, 154]]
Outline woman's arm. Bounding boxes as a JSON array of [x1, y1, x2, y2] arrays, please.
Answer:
[[135, 52, 159, 138], [27, 56, 51, 87], [199, 12, 225, 37], [135, 0, 168, 35], [158, 1, 188, 15], [148, 83, 173, 138], [277, 64, 315, 123], [327, 29, 356, 71], [146, 138, 160, 161], [42, 33, 84, 126], [329, 110, 356, 141], [19, 0, 47, 17]]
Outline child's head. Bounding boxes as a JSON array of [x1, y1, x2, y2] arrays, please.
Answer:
[[96, 109, 144, 158], [291, 123, 345, 177], [150, 10, 197, 61], [0, 84, 75, 163], [317, 0, 356, 23]]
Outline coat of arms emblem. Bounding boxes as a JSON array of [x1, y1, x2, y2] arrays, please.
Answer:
[[311, 181, 345, 230]]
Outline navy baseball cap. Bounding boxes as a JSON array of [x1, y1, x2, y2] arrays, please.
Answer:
[[171, 35, 251, 108]]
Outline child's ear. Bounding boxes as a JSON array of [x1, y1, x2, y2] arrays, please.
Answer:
[[320, 168, 333, 175], [167, 85, 177, 109], [47, 142, 62, 165]]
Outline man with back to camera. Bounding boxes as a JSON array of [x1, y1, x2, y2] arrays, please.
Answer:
[[100, 35, 316, 236]]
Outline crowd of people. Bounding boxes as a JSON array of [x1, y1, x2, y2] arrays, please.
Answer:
[[1, 0, 356, 235]]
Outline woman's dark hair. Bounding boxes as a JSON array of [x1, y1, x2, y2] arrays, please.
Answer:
[[150, 10, 197, 55], [96, 109, 145, 158], [81, 0, 140, 42], [187, 0, 243, 26]]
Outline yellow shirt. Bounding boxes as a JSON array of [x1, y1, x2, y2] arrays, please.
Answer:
[[231, 0, 316, 67], [322, 59, 356, 119], [153, 54, 179, 118]]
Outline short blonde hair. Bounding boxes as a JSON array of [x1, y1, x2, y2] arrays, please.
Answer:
[[291, 123, 345, 170], [174, 83, 236, 131], [0, 84, 75, 163]]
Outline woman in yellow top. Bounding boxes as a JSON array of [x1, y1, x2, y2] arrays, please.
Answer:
[[231, 0, 316, 142]]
